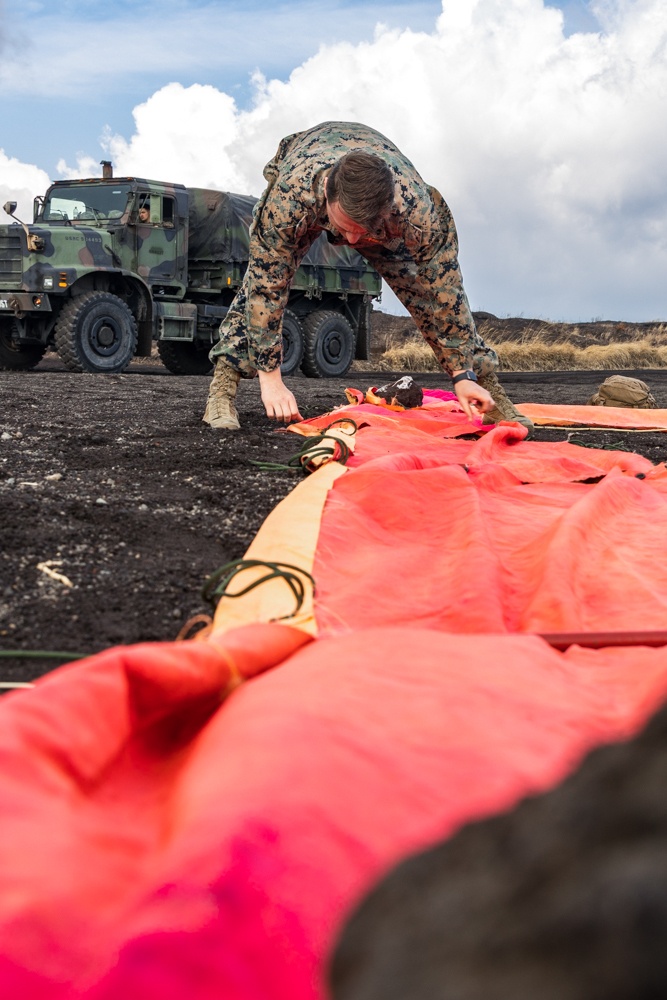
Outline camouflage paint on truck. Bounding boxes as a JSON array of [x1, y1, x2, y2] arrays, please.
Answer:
[[0, 175, 381, 376]]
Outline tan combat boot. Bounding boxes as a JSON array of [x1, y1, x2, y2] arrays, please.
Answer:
[[203, 361, 241, 430], [478, 372, 534, 434]]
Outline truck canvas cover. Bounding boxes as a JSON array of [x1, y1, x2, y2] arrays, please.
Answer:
[[187, 187, 370, 270]]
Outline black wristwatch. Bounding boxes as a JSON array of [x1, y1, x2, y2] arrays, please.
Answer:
[[451, 370, 478, 385]]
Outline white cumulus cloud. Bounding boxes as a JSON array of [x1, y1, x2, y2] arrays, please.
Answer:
[[9, 0, 667, 320], [0, 150, 51, 222]]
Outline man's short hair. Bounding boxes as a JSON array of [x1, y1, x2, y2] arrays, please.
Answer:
[[326, 152, 394, 228]]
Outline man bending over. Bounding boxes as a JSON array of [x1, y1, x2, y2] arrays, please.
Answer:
[[203, 121, 532, 434]]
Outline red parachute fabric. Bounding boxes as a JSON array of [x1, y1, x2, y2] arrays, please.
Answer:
[[311, 424, 667, 637], [3, 629, 667, 1000], [2, 404, 667, 1000]]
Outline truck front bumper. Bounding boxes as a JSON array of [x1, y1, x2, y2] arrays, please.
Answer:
[[0, 293, 52, 316]]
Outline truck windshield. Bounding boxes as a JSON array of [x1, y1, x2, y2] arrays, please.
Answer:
[[41, 184, 132, 223]]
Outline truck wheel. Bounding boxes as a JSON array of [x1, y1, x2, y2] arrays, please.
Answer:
[[54, 291, 138, 373], [157, 340, 213, 375], [280, 309, 304, 377], [0, 320, 46, 371], [301, 310, 355, 378]]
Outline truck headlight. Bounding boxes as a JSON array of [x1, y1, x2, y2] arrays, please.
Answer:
[[43, 276, 54, 290]]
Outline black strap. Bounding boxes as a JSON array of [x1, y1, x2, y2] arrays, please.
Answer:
[[451, 370, 478, 385]]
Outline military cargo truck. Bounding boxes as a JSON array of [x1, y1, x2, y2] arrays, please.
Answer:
[[0, 166, 381, 377]]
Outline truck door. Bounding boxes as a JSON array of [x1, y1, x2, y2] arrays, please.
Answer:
[[132, 193, 186, 294]]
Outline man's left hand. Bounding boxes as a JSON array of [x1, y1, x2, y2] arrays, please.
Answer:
[[454, 379, 494, 421]]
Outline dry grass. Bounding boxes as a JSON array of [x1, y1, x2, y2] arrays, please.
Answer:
[[497, 339, 667, 372], [367, 315, 667, 372]]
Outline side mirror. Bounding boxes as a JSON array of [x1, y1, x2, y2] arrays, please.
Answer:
[[2, 200, 45, 252]]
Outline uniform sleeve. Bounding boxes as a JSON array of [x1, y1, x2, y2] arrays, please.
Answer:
[[246, 224, 308, 371], [245, 174, 317, 372], [413, 215, 478, 374], [366, 186, 478, 376]]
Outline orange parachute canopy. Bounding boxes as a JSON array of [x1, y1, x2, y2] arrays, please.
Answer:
[[1, 399, 667, 999]]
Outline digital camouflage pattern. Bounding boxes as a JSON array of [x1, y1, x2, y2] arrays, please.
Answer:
[[211, 121, 498, 379]]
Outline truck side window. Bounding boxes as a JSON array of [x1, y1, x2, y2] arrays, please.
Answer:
[[163, 198, 175, 228], [137, 196, 151, 224]]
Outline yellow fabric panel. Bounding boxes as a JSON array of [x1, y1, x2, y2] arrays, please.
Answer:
[[520, 403, 667, 429], [210, 463, 347, 637]]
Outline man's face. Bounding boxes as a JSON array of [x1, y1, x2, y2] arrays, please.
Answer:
[[138, 207, 149, 222], [326, 199, 369, 246]]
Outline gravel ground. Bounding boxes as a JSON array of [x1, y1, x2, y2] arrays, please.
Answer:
[[2, 358, 667, 683]]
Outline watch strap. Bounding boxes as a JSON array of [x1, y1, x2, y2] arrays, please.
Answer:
[[451, 370, 478, 385]]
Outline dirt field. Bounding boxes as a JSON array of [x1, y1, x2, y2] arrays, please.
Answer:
[[2, 357, 667, 683]]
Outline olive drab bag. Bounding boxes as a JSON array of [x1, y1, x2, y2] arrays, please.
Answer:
[[587, 375, 657, 409]]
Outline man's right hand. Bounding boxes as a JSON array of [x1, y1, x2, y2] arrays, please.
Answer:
[[258, 368, 303, 423]]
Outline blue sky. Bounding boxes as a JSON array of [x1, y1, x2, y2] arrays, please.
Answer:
[[2, 0, 665, 322], [3, 0, 596, 174], [3, 0, 448, 171]]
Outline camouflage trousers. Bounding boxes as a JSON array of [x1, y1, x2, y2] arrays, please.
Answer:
[[209, 284, 279, 379]]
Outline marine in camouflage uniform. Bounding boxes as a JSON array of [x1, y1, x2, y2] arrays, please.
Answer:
[[205, 121, 532, 433], [210, 120, 498, 380]]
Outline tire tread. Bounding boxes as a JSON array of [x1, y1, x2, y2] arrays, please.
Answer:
[[54, 291, 137, 373], [301, 309, 355, 378]]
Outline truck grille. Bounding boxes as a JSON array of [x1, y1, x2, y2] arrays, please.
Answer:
[[0, 228, 23, 286]]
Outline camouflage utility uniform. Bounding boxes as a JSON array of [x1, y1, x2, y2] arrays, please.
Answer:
[[210, 121, 498, 379]]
